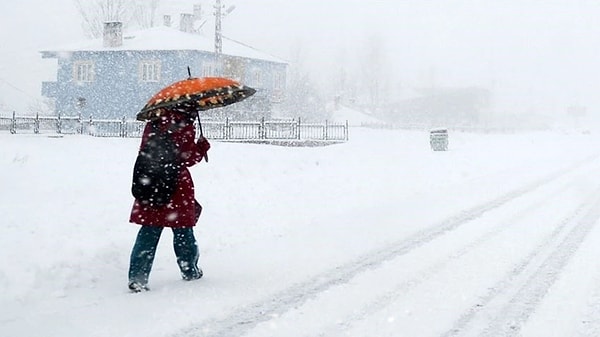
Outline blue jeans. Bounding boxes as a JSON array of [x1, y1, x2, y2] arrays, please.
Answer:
[[128, 226, 200, 285]]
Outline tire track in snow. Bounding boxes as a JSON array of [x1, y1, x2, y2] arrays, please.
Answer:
[[482, 194, 600, 337], [172, 155, 598, 337], [320, 175, 584, 336], [578, 272, 600, 337], [443, 188, 600, 337]]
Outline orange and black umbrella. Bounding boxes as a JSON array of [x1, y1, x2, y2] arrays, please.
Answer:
[[136, 74, 256, 122]]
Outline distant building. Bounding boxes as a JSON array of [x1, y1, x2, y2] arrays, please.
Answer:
[[381, 87, 491, 128], [40, 20, 287, 119]]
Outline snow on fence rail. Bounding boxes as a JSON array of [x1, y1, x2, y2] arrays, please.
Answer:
[[0, 113, 349, 142]]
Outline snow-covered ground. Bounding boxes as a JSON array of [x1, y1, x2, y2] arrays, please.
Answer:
[[2, 128, 600, 337]]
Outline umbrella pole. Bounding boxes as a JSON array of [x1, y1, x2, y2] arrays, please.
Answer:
[[197, 114, 208, 162]]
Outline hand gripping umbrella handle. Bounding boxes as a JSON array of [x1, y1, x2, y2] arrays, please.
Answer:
[[197, 115, 208, 162]]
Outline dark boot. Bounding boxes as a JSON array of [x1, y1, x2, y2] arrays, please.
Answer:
[[172, 227, 202, 281], [128, 281, 150, 293], [128, 226, 163, 290]]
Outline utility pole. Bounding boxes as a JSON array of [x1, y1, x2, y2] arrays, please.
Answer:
[[214, 0, 223, 56], [214, 0, 236, 76]]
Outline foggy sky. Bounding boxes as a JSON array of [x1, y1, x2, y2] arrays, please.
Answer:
[[1, 0, 599, 117]]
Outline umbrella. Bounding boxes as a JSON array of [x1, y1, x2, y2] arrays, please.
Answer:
[[136, 75, 256, 122], [137, 70, 256, 163]]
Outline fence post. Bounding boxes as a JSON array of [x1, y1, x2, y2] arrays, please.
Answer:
[[324, 120, 328, 140], [89, 115, 93, 136], [78, 112, 83, 134], [10, 111, 16, 134], [297, 117, 301, 140], [34, 112, 40, 134], [225, 117, 229, 140], [121, 116, 127, 137], [345, 120, 349, 141], [258, 117, 265, 139], [56, 113, 62, 134]]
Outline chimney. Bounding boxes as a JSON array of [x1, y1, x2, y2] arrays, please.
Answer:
[[103, 22, 123, 48], [163, 15, 171, 27], [193, 4, 202, 21], [180, 13, 194, 33]]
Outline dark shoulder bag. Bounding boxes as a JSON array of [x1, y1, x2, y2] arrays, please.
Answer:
[[131, 122, 181, 207]]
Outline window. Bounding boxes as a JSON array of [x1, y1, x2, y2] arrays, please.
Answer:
[[73, 61, 94, 82], [271, 71, 285, 103], [252, 68, 262, 87], [140, 61, 161, 82], [273, 72, 284, 90], [202, 62, 217, 77]]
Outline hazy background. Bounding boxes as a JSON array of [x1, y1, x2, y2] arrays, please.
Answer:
[[1, 0, 599, 128]]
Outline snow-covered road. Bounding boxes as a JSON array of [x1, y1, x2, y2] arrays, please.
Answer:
[[2, 129, 600, 337], [181, 153, 600, 337]]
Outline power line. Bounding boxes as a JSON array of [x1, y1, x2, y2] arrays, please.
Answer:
[[0, 76, 37, 99]]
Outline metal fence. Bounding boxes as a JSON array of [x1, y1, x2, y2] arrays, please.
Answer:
[[0, 113, 349, 142]]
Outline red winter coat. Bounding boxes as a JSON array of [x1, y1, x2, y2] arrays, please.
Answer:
[[129, 111, 207, 228]]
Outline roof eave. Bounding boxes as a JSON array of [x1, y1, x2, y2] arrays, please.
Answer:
[[39, 48, 288, 65]]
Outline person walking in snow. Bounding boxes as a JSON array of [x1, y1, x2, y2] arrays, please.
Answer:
[[128, 108, 210, 292]]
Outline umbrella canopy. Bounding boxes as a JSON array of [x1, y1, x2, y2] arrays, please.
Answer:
[[136, 77, 256, 121]]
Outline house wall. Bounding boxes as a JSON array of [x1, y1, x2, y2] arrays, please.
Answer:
[[42, 50, 287, 119]]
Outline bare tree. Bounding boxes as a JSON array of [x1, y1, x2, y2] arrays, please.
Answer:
[[283, 43, 327, 121], [331, 45, 359, 106], [132, 0, 161, 29], [359, 34, 391, 109], [27, 98, 55, 115], [75, 0, 161, 38], [75, 0, 130, 38]]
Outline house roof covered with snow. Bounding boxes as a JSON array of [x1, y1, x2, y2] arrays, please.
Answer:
[[331, 105, 384, 126], [41, 26, 286, 64]]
